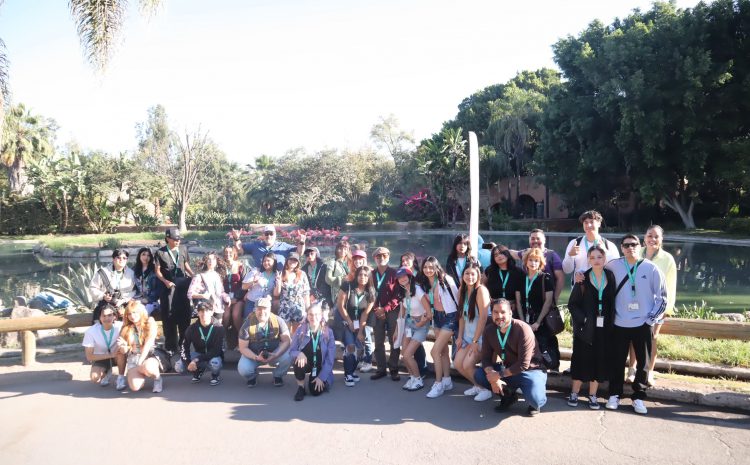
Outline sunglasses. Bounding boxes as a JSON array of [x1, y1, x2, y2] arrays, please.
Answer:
[[622, 243, 640, 248], [264, 232, 275, 236]]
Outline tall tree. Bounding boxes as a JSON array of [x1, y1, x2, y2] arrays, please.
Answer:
[[1, 103, 56, 195]]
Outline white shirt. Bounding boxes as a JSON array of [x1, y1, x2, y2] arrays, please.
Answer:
[[562, 236, 620, 278], [89, 267, 136, 305], [82, 321, 123, 355]]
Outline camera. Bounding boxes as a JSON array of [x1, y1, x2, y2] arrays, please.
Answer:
[[260, 350, 270, 359]]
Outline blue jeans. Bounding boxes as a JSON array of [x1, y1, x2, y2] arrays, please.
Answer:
[[474, 364, 548, 410], [237, 351, 293, 380], [174, 352, 222, 376], [243, 300, 256, 319], [342, 325, 372, 376]]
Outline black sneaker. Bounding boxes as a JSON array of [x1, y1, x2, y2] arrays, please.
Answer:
[[191, 369, 205, 383], [493, 394, 519, 412], [567, 392, 579, 407], [246, 377, 257, 388], [390, 371, 401, 382], [273, 377, 284, 387], [527, 405, 541, 416], [209, 375, 221, 386], [370, 371, 387, 380], [294, 386, 306, 401]]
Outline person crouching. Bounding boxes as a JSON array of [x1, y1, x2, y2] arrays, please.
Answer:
[[289, 303, 336, 401], [175, 301, 225, 386]]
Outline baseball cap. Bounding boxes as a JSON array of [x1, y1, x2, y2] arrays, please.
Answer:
[[373, 247, 390, 257], [165, 227, 181, 240], [256, 296, 272, 308], [263, 225, 276, 234], [395, 267, 413, 278], [352, 250, 367, 259]]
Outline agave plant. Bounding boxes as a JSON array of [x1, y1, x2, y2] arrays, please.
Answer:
[[44, 263, 98, 311]]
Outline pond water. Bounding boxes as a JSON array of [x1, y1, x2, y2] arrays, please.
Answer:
[[1, 232, 748, 313]]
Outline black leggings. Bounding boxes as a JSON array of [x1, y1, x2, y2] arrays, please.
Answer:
[[293, 341, 324, 395]]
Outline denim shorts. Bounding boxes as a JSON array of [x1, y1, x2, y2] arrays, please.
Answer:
[[433, 310, 457, 332], [406, 317, 429, 343]]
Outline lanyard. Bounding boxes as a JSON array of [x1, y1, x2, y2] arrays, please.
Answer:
[[310, 329, 321, 371], [456, 257, 466, 280], [463, 293, 470, 319], [308, 264, 319, 287], [525, 273, 539, 309], [199, 324, 214, 353], [590, 271, 607, 314], [498, 270, 509, 298], [166, 246, 180, 269], [340, 260, 349, 276], [112, 269, 123, 289], [100, 325, 114, 353], [583, 236, 599, 254], [496, 323, 512, 362], [626, 260, 643, 298], [258, 322, 270, 349], [262, 271, 273, 293], [404, 291, 412, 318], [428, 278, 437, 310], [375, 271, 386, 291], [132, 326, 141, 352]]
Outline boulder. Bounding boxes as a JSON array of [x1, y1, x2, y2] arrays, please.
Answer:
[[0, 306, 54, 348], [721, 313, 746, 323]]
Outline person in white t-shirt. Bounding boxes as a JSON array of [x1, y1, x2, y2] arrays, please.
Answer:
[[562, 210, 620, 283], [396, 267, 432, 392], [82, 304, 126, 390]]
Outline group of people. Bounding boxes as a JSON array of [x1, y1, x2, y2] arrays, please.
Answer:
[[83, 211, 675, 416]]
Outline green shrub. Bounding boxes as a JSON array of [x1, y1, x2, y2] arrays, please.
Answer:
[[347, 210, 378, 224], [406, 221, 420, 230], [728, 217, 750, 234], [100, 237, 123, 250], [674, 300, 720, 320], [704, 217, 729, 230], [298, 211, 347, 229], [0, 196, 58, 235], [381, 221, 399, 231]]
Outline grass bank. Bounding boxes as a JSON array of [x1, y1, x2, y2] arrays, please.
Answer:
[[17, 231, 230, 252]]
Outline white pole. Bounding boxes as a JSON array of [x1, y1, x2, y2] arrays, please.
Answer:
[[469, 131, 479, 261]]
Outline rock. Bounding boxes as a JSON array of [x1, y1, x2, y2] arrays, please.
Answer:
[[721, 313, 746, 323], [0, 307, 53, 348]]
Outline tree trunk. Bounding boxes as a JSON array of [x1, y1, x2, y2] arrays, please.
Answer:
[[662, 195, 696, 229], [8, 158, 32, 196], [179, 203, 188, 233]]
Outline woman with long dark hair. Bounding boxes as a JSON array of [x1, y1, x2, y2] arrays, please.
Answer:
[[445, 233, 475, 285], [187, 251, 231, 326], [454, 262, 491, 401], [337, 265, 376, 386], [396, 267, 431, 392], [242, 252, 278, 318], [275, 252, 310, 333], [133, 247, 160, 315], [223, 245, 246, 348], [484, 245, 523, 316]]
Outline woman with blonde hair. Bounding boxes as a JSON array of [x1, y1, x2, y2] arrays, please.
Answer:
[[517, 248, 558, 371], [116, 301, 163, 393]]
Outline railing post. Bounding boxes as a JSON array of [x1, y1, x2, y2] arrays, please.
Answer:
[[21, 330, 36, 366]]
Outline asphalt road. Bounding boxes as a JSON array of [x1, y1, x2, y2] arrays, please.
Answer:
[[1, 362, 748, 465]]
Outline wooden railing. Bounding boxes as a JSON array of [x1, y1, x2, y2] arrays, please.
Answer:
[[0, 314, 749, 366]]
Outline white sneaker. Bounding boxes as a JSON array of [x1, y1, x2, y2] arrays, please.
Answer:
[[441, 377, 453, 391], [402, 377, 415, 390], [625, 367, 636, 383], [647, 371, 656, 386], [345, 375, 356, 387], [426, 382, 445, 398], [115, 375, 127, 391], [632, 399, 648, 415], [99, 372, 111, 387], [464, 385, 480, 396], [407, 377, 424, 391], [474, 388, 493, 402], [152, 377, 163, 393], [359, 362, 374, 373], [606, 395, 620, 410]]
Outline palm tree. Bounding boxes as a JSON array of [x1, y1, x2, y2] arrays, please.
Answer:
[[1, 103, 55, 195]]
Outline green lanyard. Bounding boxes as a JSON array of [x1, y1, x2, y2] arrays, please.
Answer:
[[583, 236, 599, 253], [112, 269, 123, 289], [100, 325, 114, 353], [525, 273, 539, 310], [198, 324, 214, 354], [590, 271, 607, 314], [498, 270, 509, 298], [456, 257, 466, 280], [496, 323, 512, 362], [428, 278, 437, 310], [626, 260, 643, 298], [132, 327, 141, 353], [308, 264, 319, 287], [340, 260, 349, 276], [258, 322, 270, 349], [310, 329, 321, 375], [404, 291, 412, 319], [262, 271, 273, 293], [463, 294, 470, 319], [375, 271, 386, 291], [353, 290, 364, 319], [166, 246, 180, 269]]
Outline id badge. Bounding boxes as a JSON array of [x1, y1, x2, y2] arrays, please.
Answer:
[[525, 314, 530, 323], [353, 320, 360, 330], [405, 327, 413, 338], [229, 292, 234, 299], [628, 302, 640, 311], [596, 316, 604, 328], [312, 367, 317, 377]]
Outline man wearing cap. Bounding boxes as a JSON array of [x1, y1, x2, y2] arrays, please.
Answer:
[[302, 247, 332, 308], [237, 296, 293, 387], [154, 227, 195, 352], [231, 225, 306, 271], [369, 247, 402, 381]]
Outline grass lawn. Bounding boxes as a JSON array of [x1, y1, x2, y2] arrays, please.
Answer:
[[15, 231, 231, 252]]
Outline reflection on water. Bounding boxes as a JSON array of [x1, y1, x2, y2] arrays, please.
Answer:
[[1, 233, 748, 312]]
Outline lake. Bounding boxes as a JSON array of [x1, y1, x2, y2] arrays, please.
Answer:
[[1, 232, 748, 313]]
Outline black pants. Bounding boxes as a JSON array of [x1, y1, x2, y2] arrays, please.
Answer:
[[608, 324, 652, 400], [535, 324, 560, 371], [374, 309, 400, 374], [160, 277, 192, 352], [294, 342, 324, 396]]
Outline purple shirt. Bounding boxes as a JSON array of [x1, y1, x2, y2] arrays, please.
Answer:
[[518, 248, 563, 289]]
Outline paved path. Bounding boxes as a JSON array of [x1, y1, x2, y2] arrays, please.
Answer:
[[1, 359, 748, 465]]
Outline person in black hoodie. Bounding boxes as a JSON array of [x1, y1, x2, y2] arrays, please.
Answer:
[[566, 245, 616, 410], [302, 247, 332, 309], [175, 301, 226, 386], [484, 245, 523, 317]]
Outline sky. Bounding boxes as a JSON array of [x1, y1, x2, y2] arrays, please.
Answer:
[[0, 0, 698, 164]]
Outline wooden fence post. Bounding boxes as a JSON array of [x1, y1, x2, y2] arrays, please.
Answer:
[[21, 330, 36, 366]]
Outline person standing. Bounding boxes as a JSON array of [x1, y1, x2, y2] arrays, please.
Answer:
[[231, 225, 305, 271], [154, 227, 194, 352], [302, 247, 332, 308], [626, 225, 677, 386], [337, 265, 375, 386], [566, 246, 616, 409], [369, 247, 402, 381], [562, 211, 620, 284], [516, 248, 558, 371], [132, 247, 160, 316], [605, 234, 667, 415]]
